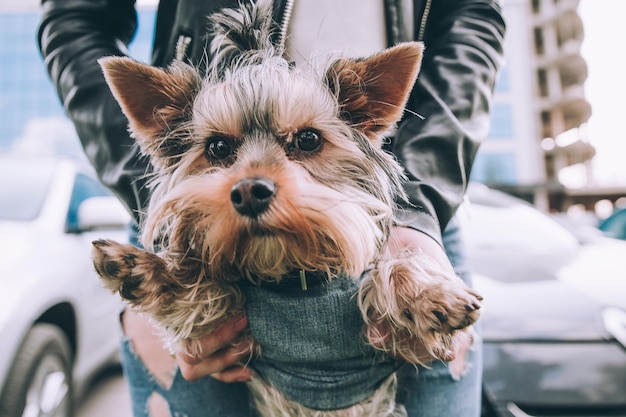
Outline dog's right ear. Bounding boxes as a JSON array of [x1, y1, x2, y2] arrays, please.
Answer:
[[99, 57, 200, 165]]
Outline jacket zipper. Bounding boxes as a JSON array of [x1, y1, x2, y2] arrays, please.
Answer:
[[417, 0, 431, 41], [175, 34, 192, 61], [176, 0, 422, 58], [278, 0, 295, 50]]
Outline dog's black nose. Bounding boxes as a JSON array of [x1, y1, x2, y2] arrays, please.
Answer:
[[230, 177, 276, 218]]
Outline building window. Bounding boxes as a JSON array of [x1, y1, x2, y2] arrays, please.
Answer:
[[533, 27, 545, 55], [471, 152, 517, 185], [541, 111, 552, 138], [531, 0, 541, 14], [488, 104, 514, 138], [537, 69, 549, 97]]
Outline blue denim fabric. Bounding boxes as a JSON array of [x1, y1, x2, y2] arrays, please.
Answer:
[[120, 338, 253, 417], [121, 216, 481, 416], [243, 276, 399, 410]]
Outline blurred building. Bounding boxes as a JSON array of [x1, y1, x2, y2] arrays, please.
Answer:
[[532, 0, 591, 140], [0, 0, 155, 154], [473, 0, 598, 210]]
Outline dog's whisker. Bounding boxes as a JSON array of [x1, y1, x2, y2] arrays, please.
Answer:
[[368, 99, 426, 121]]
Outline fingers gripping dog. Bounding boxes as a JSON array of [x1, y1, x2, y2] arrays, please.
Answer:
[[92, 0, 482, 415]]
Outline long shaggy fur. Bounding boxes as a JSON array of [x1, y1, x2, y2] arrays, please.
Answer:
[[248, 372, 407, 417], [92, 0, 482, 415]]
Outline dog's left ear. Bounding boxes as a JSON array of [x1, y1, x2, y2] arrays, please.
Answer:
[[326, 42, 423, 137]]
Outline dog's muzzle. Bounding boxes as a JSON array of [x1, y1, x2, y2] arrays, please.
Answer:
[[231, 176, 276, 218]]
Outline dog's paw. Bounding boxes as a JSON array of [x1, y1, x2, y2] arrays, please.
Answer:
[[360, 251, 482, 363], [419, 281, 483, 334], [92, 239, 166, 301], [406, 280, 481, 361], [92, 239, 135, 280]]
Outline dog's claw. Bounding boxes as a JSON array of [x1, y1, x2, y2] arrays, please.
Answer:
[[433, 310, 448, 323], [92, 239, 111, 248], [466, 302, 481, 312]]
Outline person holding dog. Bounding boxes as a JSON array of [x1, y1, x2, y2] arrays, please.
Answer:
[[38, 0, 505, 416]]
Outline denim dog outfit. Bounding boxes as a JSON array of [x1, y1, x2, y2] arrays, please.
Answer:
[[242, 273, 399, 410], [240, 215, 473, 411], [121, 217, 482, 417]]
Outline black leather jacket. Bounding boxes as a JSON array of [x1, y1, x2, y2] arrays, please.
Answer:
[[38, 0, 505, 245]]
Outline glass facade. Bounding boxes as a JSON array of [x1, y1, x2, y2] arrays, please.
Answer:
[[472, 152, 517, 185], [489, 67, 514, 140], [494, 65, 510, 93], [0, 12, 64, 152], [0, 8, 156, 154], [488, 103, 514, 139], [471, 66, 518, 185]]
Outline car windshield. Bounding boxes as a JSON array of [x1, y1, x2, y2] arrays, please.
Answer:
[[0, 158, 58, 221]]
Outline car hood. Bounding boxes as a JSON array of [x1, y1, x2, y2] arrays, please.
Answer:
[[473, 237, 626, 342]]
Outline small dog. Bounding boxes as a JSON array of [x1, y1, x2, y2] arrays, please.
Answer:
[[92, 1, 482, 415]]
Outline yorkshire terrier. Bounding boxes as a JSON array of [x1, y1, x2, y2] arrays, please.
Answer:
[[92, 1, 482, 415]]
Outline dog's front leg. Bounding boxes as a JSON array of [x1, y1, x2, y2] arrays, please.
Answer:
[[359, 249, 482, 364], [92, 239, 245, 354]]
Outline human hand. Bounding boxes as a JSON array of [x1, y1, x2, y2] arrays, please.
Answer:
[[176, 314, 253, 383]]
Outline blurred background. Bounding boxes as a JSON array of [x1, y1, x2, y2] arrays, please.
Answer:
[[1, 0, 625, 219], [0, 1, 625, 417]]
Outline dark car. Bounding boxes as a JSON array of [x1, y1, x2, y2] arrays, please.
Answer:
[[599, 208, 626, 241], [459, 184, 626, 417]]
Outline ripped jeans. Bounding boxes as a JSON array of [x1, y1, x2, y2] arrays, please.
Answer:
[[120, 217, 482, 417]]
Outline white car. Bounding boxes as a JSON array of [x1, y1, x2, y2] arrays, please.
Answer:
[[0, 155, 131, 417]]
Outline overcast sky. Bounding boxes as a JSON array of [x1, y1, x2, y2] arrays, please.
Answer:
[[579, 0, 626, 186]]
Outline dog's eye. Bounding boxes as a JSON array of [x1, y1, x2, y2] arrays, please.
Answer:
[[294, 129, 322, 152], [205, 137, 233, 161]]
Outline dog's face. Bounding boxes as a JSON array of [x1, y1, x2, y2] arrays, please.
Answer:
[[100, 42, 422, 281]]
